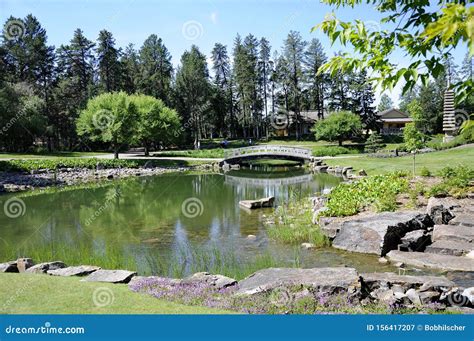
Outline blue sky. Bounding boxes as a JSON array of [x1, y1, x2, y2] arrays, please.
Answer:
[[0, 0, 469, 105]]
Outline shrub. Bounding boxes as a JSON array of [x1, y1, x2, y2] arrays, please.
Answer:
[[420, 167, 431, 177], [428, 165, 474, 198], [312, 111, 362, 146], [311, 146, 358, 157], [322, 173, 409, 217], [364, 132, 386, 153]]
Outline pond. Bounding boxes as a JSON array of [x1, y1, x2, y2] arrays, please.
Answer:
[[0, 166, 398, 278]]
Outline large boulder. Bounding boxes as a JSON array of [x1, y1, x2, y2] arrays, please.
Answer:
[[181, 272, 237, 289], [25, 261, 66, 274], [16, 258, 34, 272], [425, 240, 474, 256], [361, 272, 455, 292], [425, 197, 456, 225], [332, 211, 432, 256], [47, 265, 100, 277], [236, 267, 360, 295], [0, 261, 18, 273], [432, 225, 474, 243], [387, 250, 474, 272], [449, 213, 474, 227], [83, 269, 136, 283]]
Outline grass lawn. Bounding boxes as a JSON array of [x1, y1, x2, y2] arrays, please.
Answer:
[[324, 145, 474, 175], [0, 273, 232, 314], [0, 152, 108, 159]]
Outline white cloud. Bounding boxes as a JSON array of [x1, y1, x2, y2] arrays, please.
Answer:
[[210, 12, 218, 24]]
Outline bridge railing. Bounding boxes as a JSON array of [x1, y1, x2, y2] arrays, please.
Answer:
[[223, 145, 312, 159]]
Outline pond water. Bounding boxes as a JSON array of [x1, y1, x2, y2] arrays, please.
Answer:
[[0, 166, 399, 277]]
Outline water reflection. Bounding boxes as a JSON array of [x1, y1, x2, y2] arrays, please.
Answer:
[[1, 168, 396, 276]]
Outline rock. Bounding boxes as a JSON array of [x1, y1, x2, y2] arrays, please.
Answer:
[[246, 234, 257, 241], [47, 265, 100, 277], [16, 258, 34, 272], [406, 288, 422, 305], [358, 169, 367, 176], [236, 267, 360, 295], [301, 243, 316, 250], [425, 240, 474, 256], [83, 269, 136, 283], [462, 287, 474, 305], [425, 197, 456, 224], [378, 257, 389, 264], [399, 229, 431, 252], [107, 174, 114, 179], [386, 250, 474, 272], [0, 261, 18, 273], [432, 224, 474, 243], [182, 272, 237, 289], [332, 211, 432, 256], [26, 261, 66, 274], [418, 291, 440, 304], [361, 272, 455, 292], [314, 165, 328, 172], [320, 222, 341, 239], [449, 213, 474, 227], [342, 167, 353, 175], [239, 196, 275, 209], [466, 251, 474, 259], [370, 288, 396, 304]]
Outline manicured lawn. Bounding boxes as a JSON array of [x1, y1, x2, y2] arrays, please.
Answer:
[[0, 152, 108, 159], [0, 273, 232, 314], [324, 145, 474, 175]]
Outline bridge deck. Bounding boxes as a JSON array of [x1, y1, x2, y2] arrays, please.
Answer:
[[223, 145, 312, 164]]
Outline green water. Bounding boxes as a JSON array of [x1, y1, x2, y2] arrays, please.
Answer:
[[0, 167, 396, 277]]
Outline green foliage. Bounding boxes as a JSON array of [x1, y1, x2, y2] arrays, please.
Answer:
[[322, 173, 409, 217], [364, 132, 385, 153], [76, 92, 138, 157], [269, 195, 329, 246], [403, 123, 425, 152], [428, 165, 474, 198], [311, 146, 358, 157], [420, 167, 431, 177], [460, 119, 474, 143], [131, 94, 181, 153], [314, 1, 473, 103], [313, 111, 362, 145]]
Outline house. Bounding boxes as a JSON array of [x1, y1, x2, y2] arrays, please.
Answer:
[[377, 108, 413, 135], [273, 110, 327, 137]]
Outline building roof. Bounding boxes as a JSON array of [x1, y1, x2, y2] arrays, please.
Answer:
[[377, 108, 413, 123]]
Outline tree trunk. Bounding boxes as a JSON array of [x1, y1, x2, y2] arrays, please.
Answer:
[[338, 139, 343, 146], [144, 143, 149, 157]]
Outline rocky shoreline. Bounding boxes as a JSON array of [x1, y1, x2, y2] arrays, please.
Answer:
[[0, 164, 212, 193], [1, 257, 473, 314]]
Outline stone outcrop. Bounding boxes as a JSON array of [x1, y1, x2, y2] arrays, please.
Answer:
[[433, 225, 474, 243], [425, 240, 474, 256], [25, 261, 66, 274], [83, 269, 136, 283], [0, 261, 18, 273], [386, 251, 474, 272], [16, 258, 34, 272], [181, 272, 237, 289], [236, 267, 360, 295], [47, 265, 100, 277], [331, 211, 432, 256]]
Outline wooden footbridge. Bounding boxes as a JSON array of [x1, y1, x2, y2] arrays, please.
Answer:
[[221, 145, 313, 165]]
